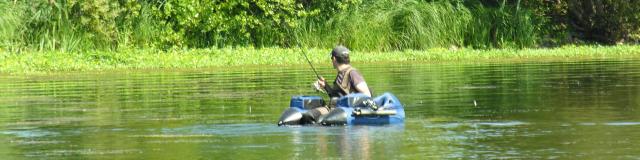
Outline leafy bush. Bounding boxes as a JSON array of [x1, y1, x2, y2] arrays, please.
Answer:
[[148, 0, 362, 48], [565, 0, 640, 44]]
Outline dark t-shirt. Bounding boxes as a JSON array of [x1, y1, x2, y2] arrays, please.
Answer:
[[335, 69, 364, 88], [334, 67, 366, 95]]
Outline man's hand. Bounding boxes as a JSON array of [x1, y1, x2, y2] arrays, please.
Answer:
[[313, 77, 327, 93], [317, 77, 326, 88]]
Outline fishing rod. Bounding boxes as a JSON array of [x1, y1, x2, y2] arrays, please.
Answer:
[[288, 27, 322, 80], [288, 28, 329, 95], [300, 47, 330, 95], [299, 46, 322, 80]]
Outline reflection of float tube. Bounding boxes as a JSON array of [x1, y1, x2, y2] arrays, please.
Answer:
[[353, 108, 397, 116], [278, 108, 303, 126]]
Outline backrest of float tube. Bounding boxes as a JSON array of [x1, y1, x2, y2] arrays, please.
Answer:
[[372, 92, 406, 120], [337, 93, 371, 108], [373, 92, 403, 109], [372, 93, 387, 107], [290, 96, 325, 109], [383, 93, 406, 119]]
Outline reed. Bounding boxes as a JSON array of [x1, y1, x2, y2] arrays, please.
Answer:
[[465, 3, 538, 49], [296, 0, 539, 51], [0, 2, 24, 52]]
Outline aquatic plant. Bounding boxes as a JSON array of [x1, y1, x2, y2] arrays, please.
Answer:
[[1, 45, 638, 74]]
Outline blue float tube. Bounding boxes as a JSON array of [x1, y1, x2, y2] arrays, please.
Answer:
[[320, 92, 405, 125], [277, 92, 405, 126]]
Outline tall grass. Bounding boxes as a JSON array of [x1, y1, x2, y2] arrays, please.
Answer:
[[0, 1, 92, 52], [297, 1, 471, 51], [0, 2, 24, 52], [465, 2, 538, 49], [116, 6, 164, 49], [0, 1, 163, 52], [297, 0, 540, 51], [24, 1, 87, 52]]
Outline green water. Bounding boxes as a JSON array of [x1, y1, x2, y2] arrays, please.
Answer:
[[1, 60, 639, 159]]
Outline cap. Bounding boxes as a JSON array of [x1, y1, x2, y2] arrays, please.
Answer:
[[331, 45, 350, 58]]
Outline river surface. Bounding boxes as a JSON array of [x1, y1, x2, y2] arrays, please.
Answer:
[[1, 59, 640, 159]]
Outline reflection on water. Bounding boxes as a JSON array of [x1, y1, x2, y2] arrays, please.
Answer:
[[156, 124, 405, 159], [1, 59, 640, 159]]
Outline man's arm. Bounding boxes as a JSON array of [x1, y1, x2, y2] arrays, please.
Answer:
[[350, 70, 371, 97], [355, 82, 371, 97]]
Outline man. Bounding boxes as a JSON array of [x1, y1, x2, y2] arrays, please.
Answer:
[[303, 46, 372, 123], [316, 45, 371, 98]]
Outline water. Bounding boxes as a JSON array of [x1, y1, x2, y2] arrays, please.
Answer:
[[1, 60, 640, 159]]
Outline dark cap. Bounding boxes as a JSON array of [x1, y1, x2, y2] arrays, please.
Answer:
[[331, 45, 350, 58], [331, 45, 350, 64]]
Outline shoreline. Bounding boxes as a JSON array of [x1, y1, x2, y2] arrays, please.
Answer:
[[1, 45, 639, 74]]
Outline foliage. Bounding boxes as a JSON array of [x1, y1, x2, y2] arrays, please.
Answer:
[[150, 0, 299, 47], [510, 0, 640, 45], [296, 0, 363, 22], [0, 2, 24, 52], [0, 0, 153, 51], [565, 0, 640, 44], [2, 45, 640, 73], [0, 0, 638, 52], [464, 2, 539, 48], [297, 0, 474, 51], [298, 0, 543, 50], [147, 0, 363, 48]]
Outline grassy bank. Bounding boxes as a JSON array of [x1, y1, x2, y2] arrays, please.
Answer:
[[1, 45, 639, 74], [0, 1, 539, 52]]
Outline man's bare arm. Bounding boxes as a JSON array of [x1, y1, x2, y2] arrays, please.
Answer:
[[355, 82, 371, 97]]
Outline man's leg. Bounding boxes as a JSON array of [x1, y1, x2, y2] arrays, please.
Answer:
[[302, 106, 331, 124]]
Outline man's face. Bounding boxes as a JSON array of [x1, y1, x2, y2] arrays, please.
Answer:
[[331, 56, 338, 69]]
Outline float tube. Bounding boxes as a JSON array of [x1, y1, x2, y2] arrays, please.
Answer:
[[277, 92, 405, 126]]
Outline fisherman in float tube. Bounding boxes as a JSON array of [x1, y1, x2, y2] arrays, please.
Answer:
[[308, 45, 372, 120]]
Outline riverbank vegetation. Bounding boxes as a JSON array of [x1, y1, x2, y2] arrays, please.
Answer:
[[1, 0, 639, 73], [1, 0, 639, 52], [2, 45, 639, 73]]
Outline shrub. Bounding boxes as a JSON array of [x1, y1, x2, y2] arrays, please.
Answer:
[[565, 0, 640, 44]]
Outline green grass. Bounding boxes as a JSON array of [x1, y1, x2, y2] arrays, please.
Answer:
[[295, 1, 539, 51], [0, 2, 24, 52], [1, 45, 639, 74], [296, 1, 473, 51]]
